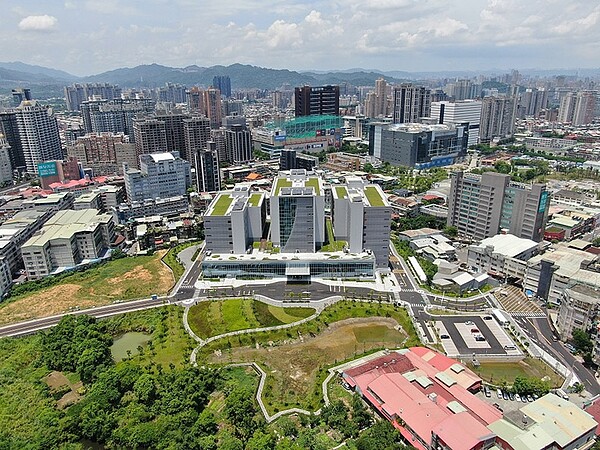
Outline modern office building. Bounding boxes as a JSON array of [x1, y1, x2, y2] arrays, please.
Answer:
[[294, 85, 340, 117], [369, 123, 468, 169], [270, 169, 325, 253], [21, 209, 115, 279], [392, 83, 431, 124], [212, 75, 231, 98], [195, 141, 220, 192], [447, 172, 550, 242], [124, 151, 191, 202], [479, 96, 517, 143], [66, 132, 137, 175], [331, 178, 391, 268], [203, 185, 266, 254], [15, 100, 63, 175], [64, 83, 121, 111], [430, 100, 482, 147]]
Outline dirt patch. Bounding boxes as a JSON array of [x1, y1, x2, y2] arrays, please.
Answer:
[[107, 265, 153, 285], [43, 371, 70, 390]]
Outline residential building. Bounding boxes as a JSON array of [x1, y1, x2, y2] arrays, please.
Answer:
[[124, 151, 191, 202], [11, 88, 32, 106], [270, 169, 325, 253], [364, 78, 389, 118], [331, 178, 391, 268], [15, 100, 63, 174], [81, 98, 154, 139], [203, 185, 266, 253], [519, 88, 548, 118], [369, 123, 468, 169], [447, 172, 550, 242], [430, 100, 482, 147], [0, 135, 13, 185], [203, 88, 222, 129], [195, 141, 221, 192], [21, 209, 115, 279], [479, 96, 517, 142], [66, 132, 136, 175], [557, 285, 600, 341], [133, 117, 167, 158], [392, 83, 431, 124], [225, 124, 253, 164], [559, 91, 598, 125], [0, 110, 25, 172], [64, 83, 121, 111], [0, 257, 11, 298], [153, 110, 189, 160], [22, 192, 75, 212], [72, 185, 124, 213], [183, 115, 211, 162], [294, 85, 340, 117]]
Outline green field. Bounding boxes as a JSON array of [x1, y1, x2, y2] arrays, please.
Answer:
[[161, 241, 200, 279], [187, 299, 315, 339], [0, 252, 175, 325]]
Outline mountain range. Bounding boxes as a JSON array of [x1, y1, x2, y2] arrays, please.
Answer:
[[1, 61, 600, 92]]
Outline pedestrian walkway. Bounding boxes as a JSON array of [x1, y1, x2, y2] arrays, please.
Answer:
[[495, 285, 544, 316]]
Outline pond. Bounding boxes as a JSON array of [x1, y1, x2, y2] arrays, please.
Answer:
[[110, 332, 151, 361]]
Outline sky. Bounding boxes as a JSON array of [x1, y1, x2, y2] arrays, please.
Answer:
[[1, 0, 599, 76]]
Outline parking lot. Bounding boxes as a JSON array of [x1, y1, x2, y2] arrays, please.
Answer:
[[435, 314, 521, 357]]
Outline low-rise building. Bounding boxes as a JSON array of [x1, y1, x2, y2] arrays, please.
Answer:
[[22, 192, 74, 212], [112, 196, 190, 224], [557, 285, 600, 341], [21, 209, 115, 279]]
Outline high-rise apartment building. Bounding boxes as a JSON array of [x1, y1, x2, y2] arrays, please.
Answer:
[[430, 100, 482, 147], [64, 83, 121, 111], [155, 83, 186, 105], [15, 100, 63, 174], [213, 75, 232, 98], [195, 141, 220, 193], [225, 124, 253, 164], [186, 87, 204, 112], [560, 91, 599, 126], [447, 172, 550, 242], [133, 118, 167, 158], [392, 83, 431, 124], [81, 98, 154, 139], [0, 110, 25, 172], [124, 151, 191, 202], [294, 85, 340, 117], [519, 88, 548, 118], [270, 169, 325, 253], [364, 78, 389, 119], [154, 110, 188, 159], [331, 178, 391, 268], [203, 88, 222, 129], [66, 133, 136, 175], [0, 135, 12, 185], [479, 96, 517, 143]]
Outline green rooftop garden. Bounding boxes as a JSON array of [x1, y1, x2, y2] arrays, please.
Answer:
[[364, 186, 385, 207], [247, 193, 262, 207], [305, 177, 321, 195], [209, 194, 233, 216], [335, 186, 347, 199], [274, 177, 292, 195]]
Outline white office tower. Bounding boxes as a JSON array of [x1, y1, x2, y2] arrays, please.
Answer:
[[270, 169, 325, 253], [332, 178, 391, 268], [15, 100, 62, 174], [430, 100, 482, 147], [204, 185, 266, 254]]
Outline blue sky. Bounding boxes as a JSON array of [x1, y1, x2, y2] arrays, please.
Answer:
[[1, 0, 599, 75]]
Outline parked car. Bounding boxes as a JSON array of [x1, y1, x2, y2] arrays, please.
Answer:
[[502, 391, 509, 401], [497, 388, 503, 399], [475, 335, 486, 342], [483, 316, 492, 320], [527, 395, 534, 402], [484, 386, 491, 397], [440, 334, 450, 339], [471, 328, 480, 333], [515, 393, 522, 402], [465, 321, 475, 326], [509, 392, 515, 401], [504, 345, 517, 350]]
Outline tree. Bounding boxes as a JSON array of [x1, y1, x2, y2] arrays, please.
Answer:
[[443, 226, 458, 238], [355, 421, 414, 450], [351, 395, 372, 430], [224, 387, 263, 441], [246, 430, 276, 450], [573, 328, 594, 362]]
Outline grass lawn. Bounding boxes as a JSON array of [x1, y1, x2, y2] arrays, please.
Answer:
[[198, 301, 418, 413], [162, 241, 200, 279], [0, 252, 175, 325], [187, 299, 315, 339], [467, 358, 564, 387]]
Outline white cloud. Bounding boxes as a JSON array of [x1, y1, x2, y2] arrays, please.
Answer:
[[18, 15, 57, 32]]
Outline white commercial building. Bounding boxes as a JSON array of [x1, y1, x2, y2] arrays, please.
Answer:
[[124, 151, 191, 202], [21, 209, 115, 279], [430, 100, 482, 147]]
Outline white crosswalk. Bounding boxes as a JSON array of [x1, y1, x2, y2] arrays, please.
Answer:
[[509, 311, 546, 318]]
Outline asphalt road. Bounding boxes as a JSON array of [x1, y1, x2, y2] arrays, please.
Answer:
[[517, 315, 600, 395]]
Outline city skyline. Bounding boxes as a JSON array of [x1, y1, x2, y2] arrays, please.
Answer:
[[2, 0, 599, 76]]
